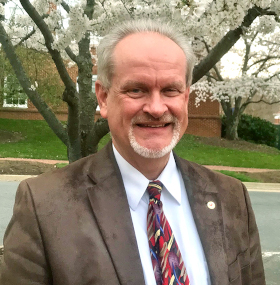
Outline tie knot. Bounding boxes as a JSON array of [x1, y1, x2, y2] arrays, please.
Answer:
[[147, 180, 163, 202]]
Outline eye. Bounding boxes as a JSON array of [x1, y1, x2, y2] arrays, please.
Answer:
[[163, 88, 181, 96], [131, 88, 142, 93], [126, 88, 147, 98]]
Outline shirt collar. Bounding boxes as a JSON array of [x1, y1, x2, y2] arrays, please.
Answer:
[[113, 145, 181, 211]]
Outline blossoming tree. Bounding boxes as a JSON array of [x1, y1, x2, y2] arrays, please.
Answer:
[[0, 0, 279, 161], [192, 19, 280, 140]]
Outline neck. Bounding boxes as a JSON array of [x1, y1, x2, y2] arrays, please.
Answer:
[[114, 144, 170, 180], [131, 155, 170, 180]]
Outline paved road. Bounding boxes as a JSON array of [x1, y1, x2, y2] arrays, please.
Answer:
[[0, 181, 18, 241], [250, 191, 280, 285], [0, 180, 279, 284]]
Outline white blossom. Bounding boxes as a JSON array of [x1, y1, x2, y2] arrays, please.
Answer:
[[1, 0, 280, 78], [2, 0, 280, 53], [258, 15, 277, 34], [29, 84, 36, 91]]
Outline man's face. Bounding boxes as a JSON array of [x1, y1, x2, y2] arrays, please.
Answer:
[[96, 32, 190, 164]]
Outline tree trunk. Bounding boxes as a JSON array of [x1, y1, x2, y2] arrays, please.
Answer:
[[77, 32, 97, 158], [224, 115, 239, 140], [66, 93, 81, 163], [91, 118, 110, 153], [221, 98, 241, 140]]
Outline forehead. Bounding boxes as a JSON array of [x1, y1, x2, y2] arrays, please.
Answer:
[[112, 32, 187, 71]]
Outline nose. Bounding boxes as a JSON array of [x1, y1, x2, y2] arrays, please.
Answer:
[[142, 92, 168, 118]]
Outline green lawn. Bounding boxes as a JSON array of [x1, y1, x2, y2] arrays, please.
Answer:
[[1, 118, 280, 169], [0, 119, 67, 160], [174, 135, 280, 169], [216, 170, 261, 182]]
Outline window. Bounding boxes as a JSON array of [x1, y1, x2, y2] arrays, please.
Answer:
[[2, 75, 28, 108]]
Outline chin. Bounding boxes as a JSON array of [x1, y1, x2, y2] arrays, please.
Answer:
[[129, 133, 180, 159]]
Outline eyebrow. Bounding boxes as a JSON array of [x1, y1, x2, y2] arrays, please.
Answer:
[[121, 80, 185, 90], [120, 80, 147, 89], [163, 82, 185, 90]]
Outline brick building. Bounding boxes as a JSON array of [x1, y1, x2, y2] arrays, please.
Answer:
[[0, 47, 221, 137], [0, 90, 221, 138]]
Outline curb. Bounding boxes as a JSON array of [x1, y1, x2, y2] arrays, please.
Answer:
[[243, 182, 280, 192], [0, 175, 37, 181], [204, 165, 280, 173]]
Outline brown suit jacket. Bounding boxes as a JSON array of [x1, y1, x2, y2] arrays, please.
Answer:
[[0, 143, 265, 285]]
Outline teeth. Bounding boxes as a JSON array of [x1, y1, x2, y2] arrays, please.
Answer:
[[142, 124, 165, 127]]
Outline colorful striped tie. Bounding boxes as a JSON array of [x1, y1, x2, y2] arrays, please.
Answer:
[[147, 180, 190, 285]]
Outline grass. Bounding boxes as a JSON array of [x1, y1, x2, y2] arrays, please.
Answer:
[[0, 119, 67, 160], [1, 118, 280, 169], [174, 135, 280, 169], [216, 170, 261, 182], [56, 162, 69, 168]]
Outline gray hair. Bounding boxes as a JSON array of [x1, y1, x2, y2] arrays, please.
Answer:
[[97, 19, 196, 89]]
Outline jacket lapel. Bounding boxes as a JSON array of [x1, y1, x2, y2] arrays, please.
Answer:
[[85, 144, 229, 284], [86, 143, 145, 285], [175, 155, 228, 285]]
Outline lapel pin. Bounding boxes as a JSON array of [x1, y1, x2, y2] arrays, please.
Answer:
[[207, 201, 215, 209]]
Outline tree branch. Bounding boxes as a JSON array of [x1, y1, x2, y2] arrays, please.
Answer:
[[61, 1, 70, 13], [65, 46, 78, 63], [242, 38, 251, 75], [267, 71, 280, 81], [14, 13, 49, 47], [220, 97, 233, 118], [14, 28, 36, 47], [201, 38, 224, 81], [19, 0, 77, 104], [120, 0, 134, 18], [247, 99, 280, 105], [193, 6, 275, 83], [240, 89, 257, 113], [0, 21, 69, 146], [84, 0, 95, 20], [94, 117, 110, 138], [248, 55, 280, 70]]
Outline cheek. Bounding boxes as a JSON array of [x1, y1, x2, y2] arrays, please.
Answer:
[[173, 100, 188, 119], [122, 100, 144, 118]]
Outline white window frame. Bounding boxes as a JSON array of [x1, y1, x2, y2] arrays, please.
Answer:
[[2, 77, 28, 108]]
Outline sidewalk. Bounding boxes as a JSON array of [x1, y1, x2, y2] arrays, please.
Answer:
[[243, 182, 280, 192], [204, 165, 279, 173], [1, 158, 280, 191], [1, 175, 279, 192], [0, 157, 67, 165], [1, 157, 279, 172]]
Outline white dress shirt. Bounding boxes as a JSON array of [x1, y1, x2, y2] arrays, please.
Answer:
[[113, 145, 211, 285]]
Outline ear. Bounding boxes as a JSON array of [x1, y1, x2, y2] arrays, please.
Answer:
[[95, 80, 108, 119], [185, 86, 190, 105]]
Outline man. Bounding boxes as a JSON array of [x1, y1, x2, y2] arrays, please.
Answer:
[[0, 19, 265, 285]]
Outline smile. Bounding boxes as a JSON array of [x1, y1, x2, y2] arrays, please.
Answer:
[[136, 123, 171, 128]]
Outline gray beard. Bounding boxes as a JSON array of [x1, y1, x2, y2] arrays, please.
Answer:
[[128, 118, 181, 159]]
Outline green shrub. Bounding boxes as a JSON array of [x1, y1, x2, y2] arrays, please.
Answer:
[[222, 114, 278, 147]]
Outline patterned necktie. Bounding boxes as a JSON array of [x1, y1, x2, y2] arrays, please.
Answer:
[[147, 180, 190, 285]]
